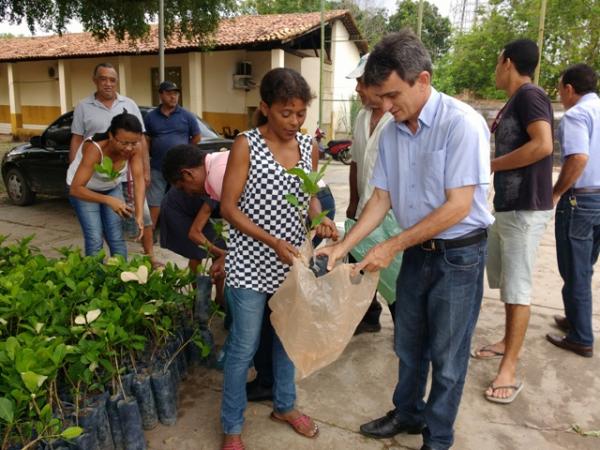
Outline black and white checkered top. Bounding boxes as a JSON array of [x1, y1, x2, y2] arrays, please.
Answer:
[[225, 127, 312, 294]]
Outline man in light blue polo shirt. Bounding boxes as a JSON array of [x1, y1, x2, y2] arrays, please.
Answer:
[[144, 81, 201, 229], [318, 30, 493, 450], [547, 63, 600, 358]]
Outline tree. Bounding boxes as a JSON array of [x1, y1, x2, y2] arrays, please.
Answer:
[[0, 0, 234, 41], [434, 0, 599, 98], [387, 0, 452, 61], [240, 0, 321, 14], [240, 0, 388, 49], [329, 0, 388, 50]]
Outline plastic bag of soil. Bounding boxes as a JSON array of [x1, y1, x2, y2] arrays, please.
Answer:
[[268, 241, 379, 380]]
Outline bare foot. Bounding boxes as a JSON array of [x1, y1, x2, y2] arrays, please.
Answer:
[[473, 341, 506, 359], [485, 372, 517, 400]]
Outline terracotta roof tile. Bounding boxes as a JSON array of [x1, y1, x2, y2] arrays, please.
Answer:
[[0, 10, 365, 62]]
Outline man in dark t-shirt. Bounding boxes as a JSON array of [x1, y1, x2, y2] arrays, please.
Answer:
[[472, 39, 554, 404]]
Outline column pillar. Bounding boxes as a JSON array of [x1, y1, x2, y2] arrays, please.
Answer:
[[188, 52, 203, 116], [58, 59, 72, 114], [7, 63, 22, 135], [117, 56, 132, 96], [271, 49, 285, 69]]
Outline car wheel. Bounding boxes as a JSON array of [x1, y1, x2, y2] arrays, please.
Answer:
[[5, 167, 36, 206]]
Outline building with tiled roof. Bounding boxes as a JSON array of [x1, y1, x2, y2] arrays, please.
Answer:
[[0, 10, 365, 137]]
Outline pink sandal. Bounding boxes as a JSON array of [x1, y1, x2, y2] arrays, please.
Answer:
[[270, 412, 319, 438], [222, 435, 245, 450]]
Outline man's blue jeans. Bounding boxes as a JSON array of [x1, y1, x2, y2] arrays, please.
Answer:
[[221, 286, 296, 434], [555, 193, 600, 347], [391, 239, 486, 450], [69, 185, 127, 258]]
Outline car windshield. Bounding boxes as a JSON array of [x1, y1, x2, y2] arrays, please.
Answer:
[[195, 117, 220, 139]]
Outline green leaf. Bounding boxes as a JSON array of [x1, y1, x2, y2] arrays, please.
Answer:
[[61, 426, 84, 440], [94, 156, 120, 180], [51, 343, 67, 365], [40, 403, 52, 422], [287, 167, 311, 183], [20, 371, 48, 393], [0, 397, 15, 423], [285, 193, 299, 207], [5, 336, 18, 361], [140, 304, 158, 316], [310, 210, 329, 229]]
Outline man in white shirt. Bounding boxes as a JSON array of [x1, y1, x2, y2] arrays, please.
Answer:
[[346, 54, 395, 332]]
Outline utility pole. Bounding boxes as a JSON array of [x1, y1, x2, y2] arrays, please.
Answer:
[[534, 0, 548, 85], [417, 0, 424, 39], [159, 0, 165, 82], [319, 0, 324, 128]]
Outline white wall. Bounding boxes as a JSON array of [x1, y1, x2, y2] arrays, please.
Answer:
[[15, 61, 60, 107], [330, 20, 361, 136], [202, 50, 248, 113], [300, 57, 322, 136]]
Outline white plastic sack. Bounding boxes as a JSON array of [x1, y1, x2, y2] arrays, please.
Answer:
[[269, 242, 379, 380]]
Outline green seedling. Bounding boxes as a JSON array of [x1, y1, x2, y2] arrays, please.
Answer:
[[285, 157, 332, 237], [94, 156, 120, 180]]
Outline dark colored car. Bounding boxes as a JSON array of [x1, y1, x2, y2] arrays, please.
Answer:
[[1, 107, 233, 205]]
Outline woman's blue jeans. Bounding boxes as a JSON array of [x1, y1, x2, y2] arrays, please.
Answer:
[[69, 185, 127, 258], [555, 192, 600, 347], [221, 286, 296, 434]]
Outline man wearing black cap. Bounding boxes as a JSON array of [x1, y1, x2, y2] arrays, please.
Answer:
[[144, 81, 202, 228]]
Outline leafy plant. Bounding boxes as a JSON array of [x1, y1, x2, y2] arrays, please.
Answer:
[[0, 236, 206, 448], [93, 156, 120, 180], [285, 158, 332, 238]]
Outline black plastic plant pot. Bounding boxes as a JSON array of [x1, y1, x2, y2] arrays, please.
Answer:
[[121, 373, 135, 398], [95, 399, 115, 450], [194, 275, 212, 328], [177, 346, 188, 377], [78, 392, 114, 450], [183, 326, 195, 364], [150, 369, 177, 426], [77, 406, 101, 450], [310, 255, 329, 277], [132, 373, 159, 430], [107, 393, 126, 450], [117, 397, 146, 450], [72, 431, 100, 450]]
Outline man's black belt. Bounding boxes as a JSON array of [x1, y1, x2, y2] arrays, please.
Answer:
[[572, 187, 600, 194], [419, 229, 488, 252]]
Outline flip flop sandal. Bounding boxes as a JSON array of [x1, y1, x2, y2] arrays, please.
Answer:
[[222, 436, 245, 450], [471, 344, 505, 360], [484, 381, 524, 404], [270, 412, 319, 438]]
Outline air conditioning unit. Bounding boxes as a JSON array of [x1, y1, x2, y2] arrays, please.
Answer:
[[233, 74, 256, 91], [47, 65, 59, 79], [236, 61, 252, 76]]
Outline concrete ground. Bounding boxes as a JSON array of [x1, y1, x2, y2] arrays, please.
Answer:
[[1, 161, 599, 450]]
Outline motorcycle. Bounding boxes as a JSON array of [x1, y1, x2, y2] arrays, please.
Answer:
[[314, 127, 352, 165]]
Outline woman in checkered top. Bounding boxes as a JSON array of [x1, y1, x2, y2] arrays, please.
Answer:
[[219, 68, 338, 450]]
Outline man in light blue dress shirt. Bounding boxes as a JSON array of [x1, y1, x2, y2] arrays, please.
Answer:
[[547, 63, 600, 358], [318, 30, 493, 450]]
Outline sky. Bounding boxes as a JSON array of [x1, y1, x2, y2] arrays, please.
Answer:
[[0, 0, 453, 36]]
